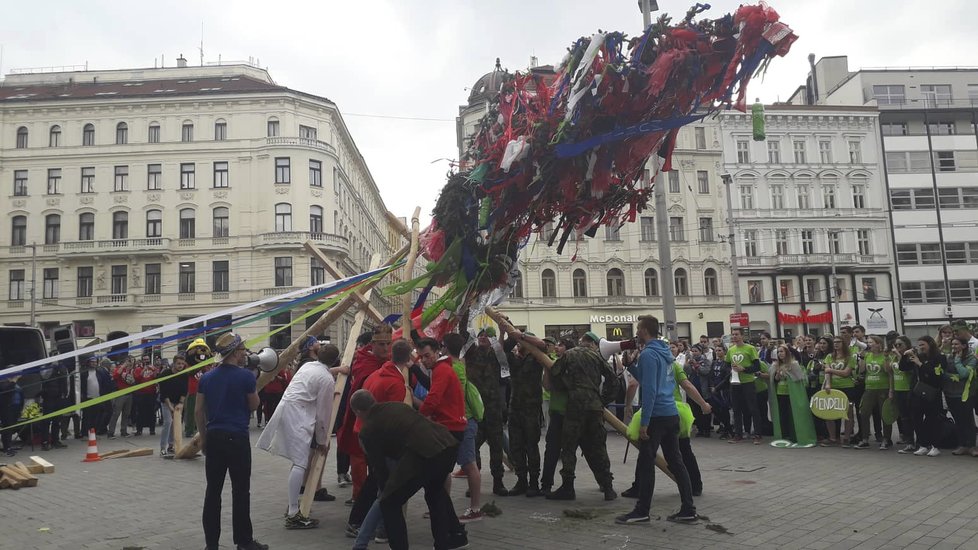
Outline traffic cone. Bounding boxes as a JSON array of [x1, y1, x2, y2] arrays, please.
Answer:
[[82, 428, 102, 462]]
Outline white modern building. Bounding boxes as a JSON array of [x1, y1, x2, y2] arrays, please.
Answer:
[[459, 61, 735, 341], [793, 57, 978, 337], [718, 104, 899, 339], [0, 59, 407, 348]]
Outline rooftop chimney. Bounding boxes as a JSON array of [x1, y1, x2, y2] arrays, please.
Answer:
[[177, 54, 188, 68]]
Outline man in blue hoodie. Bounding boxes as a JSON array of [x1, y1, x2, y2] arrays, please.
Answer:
[[616, 316, 697, 525]]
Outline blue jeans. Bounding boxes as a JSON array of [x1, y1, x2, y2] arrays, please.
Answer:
[[353, 498, 385, 549], [160, 405, 173, 451]]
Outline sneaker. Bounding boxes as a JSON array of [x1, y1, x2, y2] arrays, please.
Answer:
[[374, 526, 388, 544], [4, 449, 16, 457], [338, 473, 352, 487], [752, 436, 762, 445], [284, 512, 319, 530], [447, 531, 470, 550], [951, 447, 969, 456], [621, 486, 639, 499], [166, 445, 175, 455], [122, 432, 131, 438], [313, 488, 335, 502], [344, 523, 360, 538], [107, 433, 117, 440], [927, 446, 941, 457], [236, 540, 269, 550], [897, 444, 916, 454], [728, 435, 743, 443], [344, 498, 355, 506], [880, 440, 892, 450], [458, 508, 484, 523], [913, 446, 930, 456], [615, 510, 650, 524], [667, 511, 700, 523], [451, 468, 468, 478], [854, 440, 870, 449], [41, 442, 51, 452], [692, 488, 703, 497], [51, 441, 67, 449], [840, 440, 853, 449]]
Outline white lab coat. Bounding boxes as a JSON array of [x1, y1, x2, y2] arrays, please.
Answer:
[[256, 360, 335, 466]]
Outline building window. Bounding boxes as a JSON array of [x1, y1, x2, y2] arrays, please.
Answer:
[[49, 125, 61, 147], [849, 184, 866, 209], [881, 122, 907, 136], [11, 216, 27, 246], [828, 231, 841, 254], [801, 229, 814, 255], [145, 263, 161, 294], [674, 268, 688, 297], [275, 257, 293, 287], [213, 161, 229, 188], [146, 210, 162, 238], [77, 267, 93, 298], [140, 164, 161, 191], [736, 139, 750, 163], [704, 268, 718, 296], [848, 140, 862, 163], [275, 203, 293, 232], [214, 120, 227, 141], [310, 206, 323, 235], [739, 185, 755, 210], [112, 212, 128, 240], [179, 263, 196, 293], [310, 258, 326, 286], [541, 269, 557, 298], [921, 84, 952, 108], [42, 268, 59, 299], [213, 207, 229, 237], [275, 157, 291, 184], [793, 140, 807, 164], [47, 168, 62, 195], [640, 216, 655, 241], [573, 269, 588, 297], [44, 214, 61, 244], [776, 229, 789, 255], [796, 183, 811, 209], [15, 126, 28, 149], [82, 123, 95, 146], [510, 271, 524, 298], [667, 170, 680, 193], [79, 213, 94, 241], [181, 122, 194, 142], [767, 140, 781, 163], [696, 170, 709, 194], [872, 84, 905, 105], [606, 268, 625, 297], [267, 118, 280, 137], [111, 265, 127, 295], [669, 216, 685, 241], [818, 140, 832, 164], [644, 268, 659, 297], [857, 229, 871, 256], [605, 224, 621, 241], [299, 125, 317, 140], [309, 160, 322, 187], [694, 127, 706, 149], [699, 217, 714, 242], [13, 170, 28, 196], [213, 261, 229, 292], [179, 209, 196, 239], [180, 163, 196, 189], [148, 123, 160, 143], [114, 165, 128, 191], [269, 311, 291, 349], [949, 281, 978, 303], [116, 122, 128, 144], [8, 270, 25, 300], [770, 184, 784, 209], [934, 151, 956, 172], [822, 185, 837, 208], [928, 121, 956, 135], [896, 243, 942, 266], [743, 230, 758, 257], [80, 167, 95, 193], [900, 281, 946, 304]]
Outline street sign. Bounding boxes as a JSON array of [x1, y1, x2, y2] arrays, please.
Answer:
[[729, 312, 750, 328]]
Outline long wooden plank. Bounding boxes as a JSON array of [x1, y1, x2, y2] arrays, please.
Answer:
[[109, 448, 154, 459], [0, 465, 36, 486], [0, 475, 19, 489], [172, 404, 190, 456], [28, 456, 54, 474], [400, 207, 422, 406], [98, 449, 130, 459], [304, 241, 384, 324], [15, 461, 43, 475]]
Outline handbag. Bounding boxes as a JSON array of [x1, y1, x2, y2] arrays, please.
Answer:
[[912, 380, 940, 403]]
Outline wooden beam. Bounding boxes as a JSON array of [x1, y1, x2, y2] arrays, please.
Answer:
[[16, 461, 44, 475], [400, 207, 422, 406], [28, 456, 54, 474], [108, 448, 154, 459], [303, 240, 384, 324], [97, 450, 130, 459]]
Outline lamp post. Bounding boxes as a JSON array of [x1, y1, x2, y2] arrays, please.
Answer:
[[29, 242, 37, 326], [721, 174, 742, 314]]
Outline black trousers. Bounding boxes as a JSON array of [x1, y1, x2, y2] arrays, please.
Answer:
[[380, 447, 460, 550], [349, 473, 377, 527], [731, 383, 760, 437], [202, 430, 253, 549], [633, 415, 695, 516], [134, 393, 156, 431], [777, 395, 795, 442], [910, 394, 942, 448], [540, 410, 564, 489]]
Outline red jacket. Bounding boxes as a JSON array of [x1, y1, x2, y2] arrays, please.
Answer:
[[337, 345, 387, 456], [419, 357, 467, 432], [363, 362, 407, 404], [112, 365, 135, 391], [134, 365, 159, 395]]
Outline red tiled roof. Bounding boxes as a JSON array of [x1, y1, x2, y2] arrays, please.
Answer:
[[0, 75, 288, 102]]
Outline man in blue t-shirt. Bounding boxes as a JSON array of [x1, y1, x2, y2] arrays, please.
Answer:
[[195, 332, 266, 550], [616, 316, 698, 526]]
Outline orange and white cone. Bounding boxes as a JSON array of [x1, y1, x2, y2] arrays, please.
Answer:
[[82, 428, 102, 462]]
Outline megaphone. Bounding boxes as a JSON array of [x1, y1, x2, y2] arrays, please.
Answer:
[[246, 347, 279, 372], [598, 338, 638, 360]]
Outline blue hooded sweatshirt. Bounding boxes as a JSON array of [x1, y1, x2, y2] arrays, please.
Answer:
[[634, 339, 678, 426]]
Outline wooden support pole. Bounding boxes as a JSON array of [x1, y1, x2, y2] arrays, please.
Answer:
[[400, 207, 422, 406], [303, 240, 384, 324]]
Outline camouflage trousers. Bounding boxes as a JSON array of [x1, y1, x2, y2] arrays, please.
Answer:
[[559, 409, 613, 488], [476, 403, 506, 480], [508, 406, 542, 481]]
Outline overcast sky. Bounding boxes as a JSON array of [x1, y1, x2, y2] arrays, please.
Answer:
[[2, 0, 974, 222]]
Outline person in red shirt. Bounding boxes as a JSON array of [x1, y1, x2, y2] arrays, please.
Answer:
[[133, 355, 159, 436], [417, 338, 467, 434], [108, 358, 136, 439], [362, 342, 410, 405], [184, 338, 213, 438]]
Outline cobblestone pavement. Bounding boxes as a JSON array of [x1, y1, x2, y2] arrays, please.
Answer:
[[3, 426, 978, 550]]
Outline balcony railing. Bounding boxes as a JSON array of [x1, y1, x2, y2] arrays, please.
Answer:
[[3, 232, 351, 257], [97, 294, 129, 304], [740, 253, 888, 268], [265, 136, 336, 155], [735, 208, 885, 219], [255, 231, 349, 254]]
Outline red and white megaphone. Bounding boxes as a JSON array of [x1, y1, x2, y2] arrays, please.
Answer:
[[598, 338, 638, 360]]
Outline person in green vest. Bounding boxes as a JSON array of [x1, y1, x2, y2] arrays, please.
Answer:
[[855, 336, 893, 450], [892, 337, 917, 453], [807, 337, 832, 443], [753, 360, 771, 436], [772, 345, 803, 442], [823, 337, 857, 447], [944, 336, 977, 456], [725, 328, 763, 444]]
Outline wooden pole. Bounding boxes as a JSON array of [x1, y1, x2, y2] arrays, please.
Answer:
[[304, 240, 384, 324], [484, 307, 674, 481], [400, 207, 422, 406]]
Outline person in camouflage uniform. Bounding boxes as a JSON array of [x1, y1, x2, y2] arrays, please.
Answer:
[[547, 340, 616, 501], [501, 330, 545, 497], [465, 329, 509, 495]]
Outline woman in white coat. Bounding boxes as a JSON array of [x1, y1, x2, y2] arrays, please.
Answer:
[[256, 336, 335, 529]]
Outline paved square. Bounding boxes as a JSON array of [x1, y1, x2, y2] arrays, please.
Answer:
[[4, 427, 978, 550]]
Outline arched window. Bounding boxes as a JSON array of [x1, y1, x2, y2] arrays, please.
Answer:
[[82, 123, 95, 146], [275, 203, 292, 232], [11, 216, 27, 246], [606, 268, 625, 297], [310, 205, 324, 235], [267, 116, 280, 137], [572, 269, 588, 297], [510, 271, 524, 298], [674, 268, 689, 297], [214, 118, 227, 141], [146, 209, 162, 238], [15, 126, 28, 149], [644, 268, 659, 297], [44, 214, 61, 244], [213, 207, 229, 237], [49, 125, 61, 147], [704, 268, 718, 296], [78, 213, 95, 241], [541, 269, 557, 298], [181, 120, 194, 142], [179, 208, 196, 239], [112, 211, 128, 239], [148, 122, 161, 143], [115, 122, 128, 144]]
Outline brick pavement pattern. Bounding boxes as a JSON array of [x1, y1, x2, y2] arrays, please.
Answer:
[[3, 427, 978, 550]]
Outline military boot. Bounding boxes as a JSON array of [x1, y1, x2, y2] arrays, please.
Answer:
[[493, 477, 509, 496], [525, 478, 542, 498], [508, 476, 527, 497], [546, 480, 576, 500], [601, 483, 618, 501]]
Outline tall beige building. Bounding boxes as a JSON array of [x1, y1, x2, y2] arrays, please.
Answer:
[[0, 60, 406, 348]]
